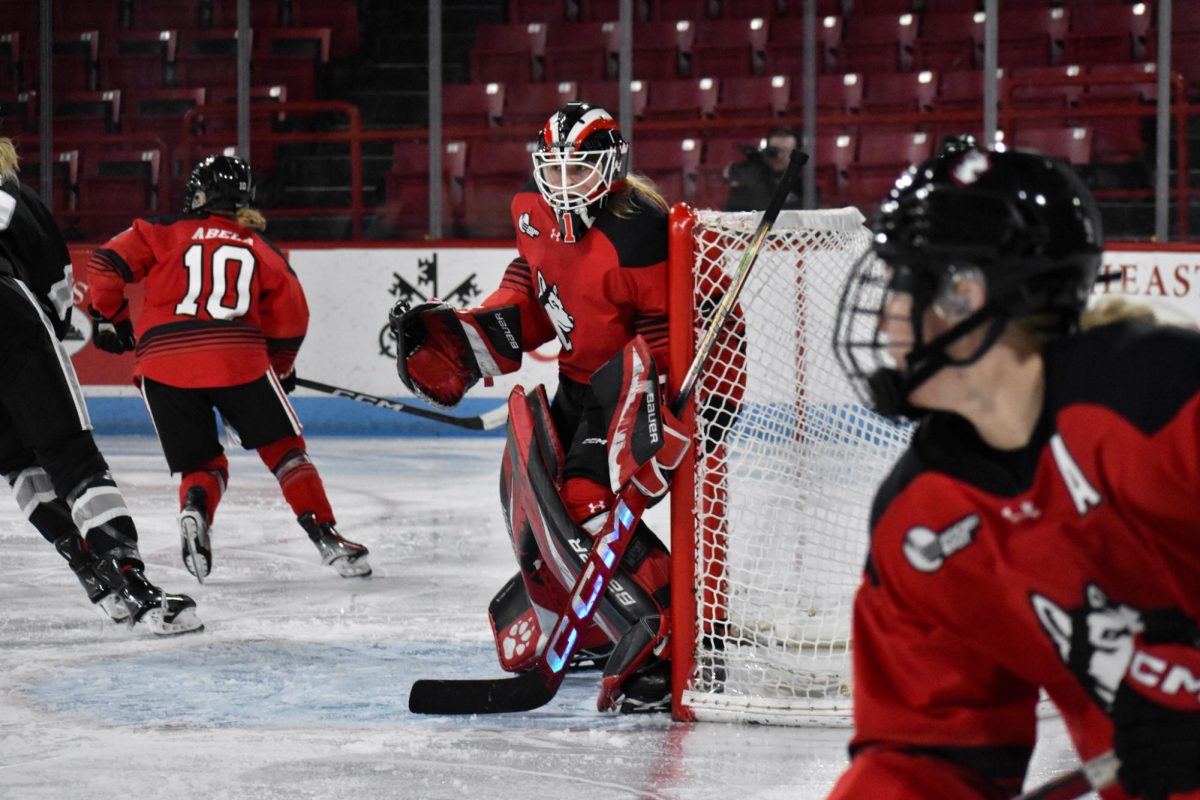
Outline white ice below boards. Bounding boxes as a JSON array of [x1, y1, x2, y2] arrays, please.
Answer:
[[0, 436, 1089, 799]]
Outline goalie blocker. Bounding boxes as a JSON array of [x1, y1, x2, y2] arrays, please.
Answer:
[[390, 300, 523, 408], [487, 337, 688, 712]]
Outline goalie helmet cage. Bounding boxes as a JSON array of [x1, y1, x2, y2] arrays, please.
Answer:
[[666, 203, 912, 726]]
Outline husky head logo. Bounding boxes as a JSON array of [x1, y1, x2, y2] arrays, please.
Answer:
[[518, 212, 540, 238], [536, 270, 574, 352], [1031, 583, 1142, 708]]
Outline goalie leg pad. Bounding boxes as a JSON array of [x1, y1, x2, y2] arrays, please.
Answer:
[[589, 336, 693, 497], [501, 386, 670, 646]]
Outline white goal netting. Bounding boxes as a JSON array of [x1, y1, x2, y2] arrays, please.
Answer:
[[676, 208, 912, 726]]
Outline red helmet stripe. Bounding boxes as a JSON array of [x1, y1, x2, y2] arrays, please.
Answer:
[[570, 118, 619, 149]]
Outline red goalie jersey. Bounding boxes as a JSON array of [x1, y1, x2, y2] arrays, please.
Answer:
[[87, 213, 307, 388], [481, 179, 670, 383], [829, 321, 1200, 800]]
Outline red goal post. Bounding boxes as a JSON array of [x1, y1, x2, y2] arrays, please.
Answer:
[[666, 203, 913, 725]]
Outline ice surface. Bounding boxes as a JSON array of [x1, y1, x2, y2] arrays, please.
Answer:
[[0, 437, 1089, 799]]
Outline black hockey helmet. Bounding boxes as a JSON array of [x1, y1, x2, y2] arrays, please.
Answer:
[[532, 102, 629, 241], [834, 145, 1104, 420], [182, 154, 255, 213]]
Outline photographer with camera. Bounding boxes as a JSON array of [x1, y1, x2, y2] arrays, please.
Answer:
[[722, 128, 810, 212]]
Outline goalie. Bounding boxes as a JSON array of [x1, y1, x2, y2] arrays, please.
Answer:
[[390, 103, 688, 713]]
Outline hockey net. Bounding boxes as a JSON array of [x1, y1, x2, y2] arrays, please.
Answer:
[[666, 205, 912, 726]]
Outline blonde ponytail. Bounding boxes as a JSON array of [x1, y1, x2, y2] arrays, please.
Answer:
[[0, 138, 19, 183], [609, 173, 669, 219], [234, 207, 267, 231]]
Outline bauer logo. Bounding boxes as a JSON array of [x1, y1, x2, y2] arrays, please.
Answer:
[[902, 514, 979, 572], [379, 252, 481, 359]]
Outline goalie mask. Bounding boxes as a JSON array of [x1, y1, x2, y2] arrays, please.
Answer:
[[182, 154, 256, 214], [532, 102, 629, 243], [833, 145, 1103, 421]]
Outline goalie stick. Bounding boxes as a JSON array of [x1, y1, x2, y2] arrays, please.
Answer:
[[293, 377, 508, 431], [1013, 751, 1118, 800], [408, 149, 808, 715]]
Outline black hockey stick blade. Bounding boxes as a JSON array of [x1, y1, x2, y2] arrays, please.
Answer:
[[293, 377, 507, 431], [409, 670, 553, 714], [1013, 751, 1118, 800]]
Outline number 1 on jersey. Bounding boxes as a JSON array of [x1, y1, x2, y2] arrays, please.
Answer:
[[176, 243, 257, 320]]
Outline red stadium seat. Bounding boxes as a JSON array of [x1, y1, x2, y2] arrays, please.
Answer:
[[76, 145, 164, 240], [443, 82, 505, 129], [1010, 125, 1093, 165], [813, 130, 855, 201], [846, 0, 914, 12], [51, 30, 101, 93], [544, 22, 617, 82], [1085, 62, 1158, 104], [176, 29, 248, 91], [100, 30, 178, 93], [633, 136, 700, 202], [1077, 64, 1156, 163], [384, 139, 465, 238], [578, 0, 630, 22], [721, 0, 784, 18], [1062, 3, 1151, 65], [913, 11, 985, 71], [837, 12, 918, 74], [714, 74, 789, 118], [576, 79, 648, 120], [130, 0, 205, 31], [211, 0, 281, 28], [861, 70, 937, 115], [471, 22, 548, 83], [53, 0, 122, 38], [123, 88, 206, 151], [641, 77, 718, 121], [764, 15, 842, 76], [255, 28, 330, 101], [996, 7, 1069, 68], [692, 17, 769, 77], [18, 149, 79, 213], [1008, 64, 1085, 110], [846, 129, 931, 207], [501, 81, 578, 127], [510, 0, 572, 22], [695, 133, 759, 209], [0, 32, 22, 93], [287, 0, 360, 58], [0, 90, 36, 135], [632, 20, 695, 80], [789, 73, 861, 116], [651, 0, 716, 21], [53, 89, 121, 137], [933, 68, 992, 112], [462, 139, 537, 239]]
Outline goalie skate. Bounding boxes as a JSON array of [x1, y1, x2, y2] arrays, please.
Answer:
[[179, 487, 212, 583], [298, 513, 372, 577]]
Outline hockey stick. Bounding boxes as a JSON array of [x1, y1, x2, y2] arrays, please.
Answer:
[[293, 377, 508, 431], [1013, 751, 1119, 800], [408, 149, 808, 715]]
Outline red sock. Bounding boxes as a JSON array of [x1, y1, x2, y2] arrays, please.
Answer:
[[180, 454, 228, 523], [257, 435, 334, 524]]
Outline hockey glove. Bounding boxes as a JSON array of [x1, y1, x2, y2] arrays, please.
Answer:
[[88, 301, 136, 354], [590, 336, 693, 498], [277, 367, 297, 394], [1113, 608, 1200, 800], [389, 299, 522, 409]]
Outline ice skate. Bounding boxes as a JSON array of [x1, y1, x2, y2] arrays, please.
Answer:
[[616, 660, 671, 714], [297, 512, 372, 577], [179, 486, 212, 583], [53, 535, 129, 623], [95, 558, 204, 635]]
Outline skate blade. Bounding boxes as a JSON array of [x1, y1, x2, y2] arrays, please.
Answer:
[[331, 555, 372, 578], [95, 592, 131, 623], [181, 516, 209, 584], [139, 605, 205, 636]]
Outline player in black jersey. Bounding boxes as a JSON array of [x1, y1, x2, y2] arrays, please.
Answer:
[[0, 136, 201, 635]]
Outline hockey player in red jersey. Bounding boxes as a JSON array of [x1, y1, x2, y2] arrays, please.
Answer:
[[390, 102, 688, 712], [87, 155, 371, 583], [0, 136, 201, 634], [829, 143, 1200, 799]]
